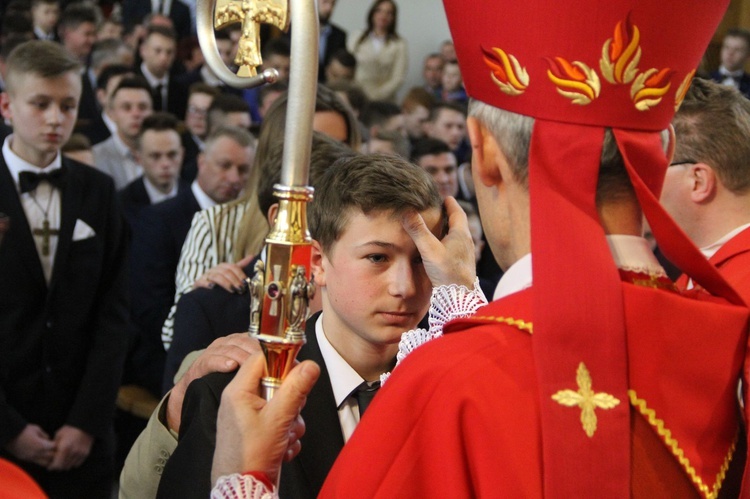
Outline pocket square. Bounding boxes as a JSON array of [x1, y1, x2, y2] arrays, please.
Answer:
[[72, 219, 96, 241]]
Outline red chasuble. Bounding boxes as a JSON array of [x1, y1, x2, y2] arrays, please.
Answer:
[[321, 282, 748, 499]]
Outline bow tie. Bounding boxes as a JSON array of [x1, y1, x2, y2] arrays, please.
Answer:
[[19, 167, 66, 194]]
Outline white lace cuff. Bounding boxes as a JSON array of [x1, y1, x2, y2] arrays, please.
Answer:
[[381, 278, 487, 385], [211, 473, 277, 499]]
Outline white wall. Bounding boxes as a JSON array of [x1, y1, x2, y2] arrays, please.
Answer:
[[330, 0, 451, 101]]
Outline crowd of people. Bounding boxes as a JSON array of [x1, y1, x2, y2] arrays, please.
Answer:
[[2, 0, 750, 497]]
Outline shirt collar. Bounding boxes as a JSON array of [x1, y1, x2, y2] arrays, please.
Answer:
[[140, 62, 169, 87], [3, 135, 62, 192], [493, 235, 665, 301], [111, 133, 137, 160], [33, 26, 54, 41], [191, 180, 217, 210], [102, 111, 118, 135], [143, 176, 178, 204], [720, 66, 745, 79], [701, 223, 750, 260], [315, 313, 365, 409]]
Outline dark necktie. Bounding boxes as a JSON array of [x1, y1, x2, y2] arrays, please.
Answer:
[[19, 167, 66, 194], [153, 84, 164, 111], [354, 381, 380, 417]]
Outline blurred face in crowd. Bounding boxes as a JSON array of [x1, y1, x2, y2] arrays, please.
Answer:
[[217, 38, 234, 67], [197, 136, 253, 203], [185, 92, 213, 139], [427, 108, 466, 150], [140, 33, 176, 79], [138, 128, 183, 193], [423, 55, 443, 89], [441, 41, 456, 62], [371, 0, 395, 34], [111, 88, 153, 144], [263, 54, 290, 83], [325, 59, 354, 84], [318, 0, 337, 23], [442, 62, 462, 93], [403, 104, 429, 139], [416, 151, 458, 199], [721, 35, 750, 72], [32, 1, 60, 33], [97, 20, 123, 41], [60, 21, 97, 62]]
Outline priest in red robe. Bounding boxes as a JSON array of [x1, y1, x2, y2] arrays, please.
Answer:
[[320, 1, 750, 497]]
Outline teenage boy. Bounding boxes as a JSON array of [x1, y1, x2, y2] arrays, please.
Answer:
[[30, 0, 59, 41], [0, 40, 128, 498], [155, 154, 443, 498]]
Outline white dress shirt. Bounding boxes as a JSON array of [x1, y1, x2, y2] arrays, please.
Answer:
[[190, 180, 217, 210], [3, 136, 61, 283], [315, 314, 368, 443], [143, 177, 178, 204]]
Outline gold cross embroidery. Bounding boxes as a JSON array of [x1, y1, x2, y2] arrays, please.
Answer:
[[214, 0, 288, 77], [32, 219, 59, 256], [551, 362, 620, 438]]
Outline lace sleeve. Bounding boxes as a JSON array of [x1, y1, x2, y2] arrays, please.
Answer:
[[381, 279, 488, 384], [211, 473, 277, 499]]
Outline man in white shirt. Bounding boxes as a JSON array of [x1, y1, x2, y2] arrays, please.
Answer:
[[93, 77, 154, 189]]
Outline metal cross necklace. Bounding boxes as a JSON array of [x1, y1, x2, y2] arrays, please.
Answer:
[[29, 189, 58, 256]]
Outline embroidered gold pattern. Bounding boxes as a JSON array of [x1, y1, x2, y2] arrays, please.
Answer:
[[630, 67, 673, 111], [546, 57, 601, 105], [628, 390, 736, 499], [675, 70, 696, 111], [472, 315, 533, 334], [551, 362, 620, 437], [600, 15, 641, 84], [482, 47, 529, 96]]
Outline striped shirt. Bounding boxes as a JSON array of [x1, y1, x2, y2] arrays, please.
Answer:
[[161, 201, 250, 349]]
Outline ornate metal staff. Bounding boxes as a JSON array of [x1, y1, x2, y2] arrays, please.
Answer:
[[197, 0, 319, 400]]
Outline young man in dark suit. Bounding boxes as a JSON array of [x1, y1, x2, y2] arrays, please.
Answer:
[[137, 25, 188, 119], [710, 28, 750, 99], [155, 153, 443, 498], [119, 112, 186, 229], [0, 40, 128, 498]]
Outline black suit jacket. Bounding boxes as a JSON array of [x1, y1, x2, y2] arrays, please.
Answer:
[[122, 0, 192, 40], [136, 66, 190, 120], [78, 112, 112, 146], [119, 177, 190, 229], [710, 70, 750, 99], [157, 312, 345, 499], [127, 185, 201, 395], [180, 131, 201, 183], [0, 156, 129, 492], [76, 71, 100, 131]]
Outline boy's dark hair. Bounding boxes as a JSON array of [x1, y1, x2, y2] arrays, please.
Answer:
[[58, 3, 97, 31], [428, 101, 467, 122], [1, 12, 33, 38], [62, 133, 92, 153], [257, 132, 356, 216], [111, 75, 153, 103], [410, 138, 452, 163], [206, 94, 251, 132], [310, 154, 442, 252], [188, 82, 220, 98], [0, 33, 34, 60], [261, 36, 290, 59], [138, 111, 179, 142], [89, 38, 130, 72], [144, 24, 177, 43], [5, 40, 80, 93], [361, 100, 401, 128], [329, 48, 356, 69], [96, 64, 133, 91]]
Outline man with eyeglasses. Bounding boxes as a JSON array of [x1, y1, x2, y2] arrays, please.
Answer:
[[181, 83, 220, 182], [662, 77, 750, 305]]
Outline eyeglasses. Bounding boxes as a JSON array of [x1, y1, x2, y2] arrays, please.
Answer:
[[188, 106, 208, 117], [669, 159, 697, 167]]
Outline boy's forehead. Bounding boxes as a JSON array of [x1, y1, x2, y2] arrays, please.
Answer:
[[7, 70, 81, 98]]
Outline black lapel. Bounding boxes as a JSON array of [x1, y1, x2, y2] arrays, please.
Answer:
[[49, 158, 85, 290], [0, 155, 46, 288], [289, 313, 347, 494]]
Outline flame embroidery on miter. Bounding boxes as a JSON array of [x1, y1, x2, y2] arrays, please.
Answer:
[[600, 14, 641, 85], [546, 57, 601, 105], [482, 47, 529, 96], [674, 70, 695, 111], [631, 67, 674, 111]]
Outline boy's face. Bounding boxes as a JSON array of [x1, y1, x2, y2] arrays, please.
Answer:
[[427, 108, 466, 150], [1, 71, 80, 167], [111, 88, 153, 142], [313, 207, 442, 351], [61, 21, 97, 61], [32, 2, 60, 32], [138, 129, 183, 194], [140, 33, 176, 79]]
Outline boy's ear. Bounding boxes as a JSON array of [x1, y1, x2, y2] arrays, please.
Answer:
[[266, 203, 278, 226], [689, 163, 716, 203], [0, 92, 12, 122], [310, 240, 326, 287]]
